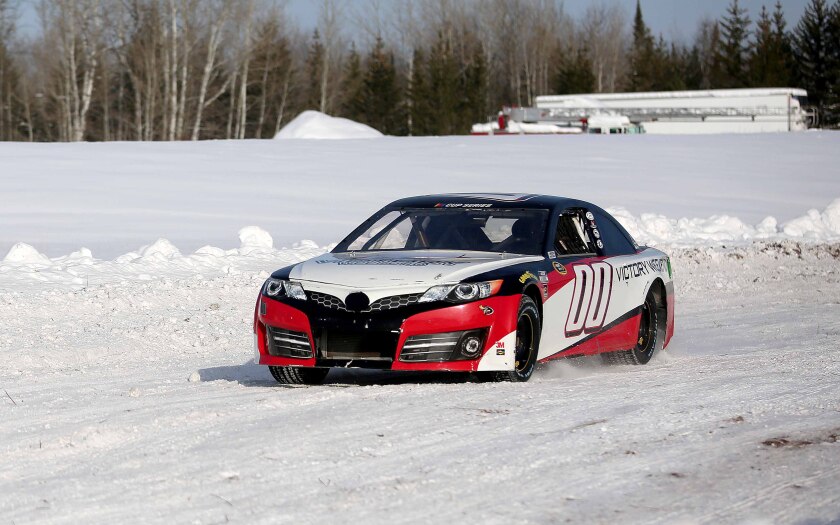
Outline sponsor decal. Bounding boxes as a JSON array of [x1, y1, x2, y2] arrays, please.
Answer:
[[592, 229, 601, 239], [479, 305, 494, 315], [454, 193, 537, 202], [538, 271, 549, 283], [552, 261, 567, 275], [319, 258, 465, 267], [615, 258, 670, 281], [495, 341, 505, 355], [519, 271, 537, 283], [547, 250, 557, 259], [542, 283, 549, 299], [596, 239, 604, 249], [437, 203, 493, 208], [667, 257, 672, 278], [585, 211, 595, 221]]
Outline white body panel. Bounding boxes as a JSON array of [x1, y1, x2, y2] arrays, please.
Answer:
[[539, 248, 671, 359], [290, 251, 541, 302]]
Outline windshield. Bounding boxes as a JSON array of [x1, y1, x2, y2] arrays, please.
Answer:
[[334, 208, 549, 255]]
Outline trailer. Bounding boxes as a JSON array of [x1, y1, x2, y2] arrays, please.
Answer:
[[535, 88, 813, 134]]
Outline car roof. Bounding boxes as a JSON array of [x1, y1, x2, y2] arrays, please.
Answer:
[[386, 193, 598, 212]]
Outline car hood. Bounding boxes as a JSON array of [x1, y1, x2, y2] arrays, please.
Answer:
[[288, 250, 542, 293]]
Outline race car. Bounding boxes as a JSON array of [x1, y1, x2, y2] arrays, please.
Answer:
[[253, 194, 674, 384]]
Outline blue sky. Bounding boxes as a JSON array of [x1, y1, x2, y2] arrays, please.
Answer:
[[14, 0, 814, 42]]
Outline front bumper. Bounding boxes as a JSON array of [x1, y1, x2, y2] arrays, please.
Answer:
[[254, 294, 520, 372]]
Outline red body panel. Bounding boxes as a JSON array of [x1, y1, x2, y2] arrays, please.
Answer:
[[255, 294, 521, 371], [540, 314, 641, 361]]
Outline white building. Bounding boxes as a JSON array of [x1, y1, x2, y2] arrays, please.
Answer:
[[534, 88, 811, 134]]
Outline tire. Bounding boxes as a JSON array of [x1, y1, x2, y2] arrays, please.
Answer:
[[269, 366, 329, 385], [488, 295, 541, 382], [602, 288, 660, 366]]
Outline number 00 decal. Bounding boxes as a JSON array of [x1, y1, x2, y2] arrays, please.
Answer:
[[565, 262, 613, 337]]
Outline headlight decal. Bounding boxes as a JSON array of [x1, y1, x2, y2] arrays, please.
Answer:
[[419, 279, 502, 304]]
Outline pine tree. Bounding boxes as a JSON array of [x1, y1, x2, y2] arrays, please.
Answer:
[[408, 48, 433, 136], [628, 0, 657, 91], [792, 0, 836, 120], [339, 43, 364, 122], [461, 46, 488, 133], [426, 31, 461, 135], [717, 0, 753, 88], [305, 30, 324, 111], [357, 37, 403, 135], [750, 4, 793, 87], [553, 46, 595, 95]]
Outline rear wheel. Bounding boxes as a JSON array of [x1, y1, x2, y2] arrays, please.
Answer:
[[489, 295, 541, 382], [602, 288, 659, 366], [269, 366, 329, 385]]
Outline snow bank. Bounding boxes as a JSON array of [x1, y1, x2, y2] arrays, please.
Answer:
[[275, 110, 383, 139], [610, 198, 840, 247], [2, 201, 839, 292]]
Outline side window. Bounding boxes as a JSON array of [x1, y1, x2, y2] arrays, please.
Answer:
[[593, 211, 636, 256], [554, 209, 595, 256]]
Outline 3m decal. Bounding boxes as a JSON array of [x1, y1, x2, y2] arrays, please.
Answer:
[[565, 261, 614, 337], [547, 250, 557, 259], [552, 261, 567, 275]]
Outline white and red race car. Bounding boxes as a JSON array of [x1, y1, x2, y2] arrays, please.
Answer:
[[254, 194, 674, 383]]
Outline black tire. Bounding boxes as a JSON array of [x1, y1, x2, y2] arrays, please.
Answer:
[[489, 295, 541, 382], [268, 366, 329, 385], [602, 288, 660, 366]]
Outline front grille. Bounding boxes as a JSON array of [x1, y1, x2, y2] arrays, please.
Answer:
[[316, 330, 396, 362], [266, 327, 312, 358], [307, 291, 422, 313], [400, 332, 462, 362]]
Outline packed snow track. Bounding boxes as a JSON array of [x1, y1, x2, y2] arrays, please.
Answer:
[[2, 242, 839, 524]]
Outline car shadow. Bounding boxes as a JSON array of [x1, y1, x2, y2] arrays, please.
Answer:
[[198, 360, 474, 387]]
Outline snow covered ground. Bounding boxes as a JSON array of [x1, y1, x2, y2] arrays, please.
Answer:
[[1, 132, 840, 523], [1, 241, 839, 524]]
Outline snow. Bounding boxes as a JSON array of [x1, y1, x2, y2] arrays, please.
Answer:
[[1, 133, 839, 260], [274, 110, 384, 139], [1, 133, 840, 522], [1, 242, 839, 523]]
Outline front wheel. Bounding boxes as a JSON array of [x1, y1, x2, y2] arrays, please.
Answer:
[[488, 295, 541, 382], [269, 366, 329, 385]]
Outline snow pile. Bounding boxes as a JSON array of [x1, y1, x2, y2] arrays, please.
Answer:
[[609, 198, 840, 247], [0, 227, 327, 292], [275, 110, 383, 139]]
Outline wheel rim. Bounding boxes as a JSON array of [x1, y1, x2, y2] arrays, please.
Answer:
[[515, 313, 535, 373], [636, 299, 657, 358]]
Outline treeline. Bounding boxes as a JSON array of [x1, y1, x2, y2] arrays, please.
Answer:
[[0, 0, 839, 142]]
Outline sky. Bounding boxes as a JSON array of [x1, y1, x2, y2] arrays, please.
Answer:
[[13, 0, 815, 43]]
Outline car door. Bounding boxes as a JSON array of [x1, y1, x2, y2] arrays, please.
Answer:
[[538, 207, 639, 360]]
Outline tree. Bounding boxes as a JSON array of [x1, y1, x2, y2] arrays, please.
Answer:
[[627, 0, 657, 91], [339, 42, 364, 121], [717, 0, 752, 88], [357, 37, 403, 135], [552, 46, 595, 95], [792, 0, 836, 121], [750, 3, 793, 87], [407, 47, 432, 135]]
